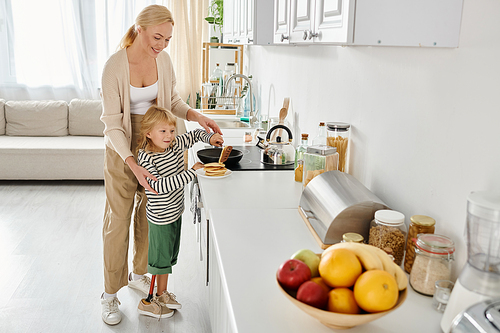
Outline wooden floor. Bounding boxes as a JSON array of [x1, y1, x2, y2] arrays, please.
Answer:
[[0, 180, 211, 333]]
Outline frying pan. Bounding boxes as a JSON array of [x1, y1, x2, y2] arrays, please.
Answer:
[[197, 148, 243, 166]]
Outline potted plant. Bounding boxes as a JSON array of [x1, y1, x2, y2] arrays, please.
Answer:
[[205, 0, 223, 45]]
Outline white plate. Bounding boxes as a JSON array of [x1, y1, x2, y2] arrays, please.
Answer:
[[196, 168, 233, 179]]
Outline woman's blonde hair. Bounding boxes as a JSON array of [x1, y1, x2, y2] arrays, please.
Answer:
[[137, 105, 177, 154], [119, 5, 175, 49]]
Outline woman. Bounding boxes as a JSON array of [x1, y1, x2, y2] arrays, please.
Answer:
[[99, 4, 221, 325]]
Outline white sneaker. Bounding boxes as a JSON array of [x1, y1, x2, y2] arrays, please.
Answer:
[[128, 273, 156, 295], [101, 294, 121, 325]]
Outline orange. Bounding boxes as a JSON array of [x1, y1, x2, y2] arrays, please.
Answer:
[[310, 277, 332, 293], [319, 248, 362, 288], [327, 288, 361, 314], [353, 270, 399, 313]]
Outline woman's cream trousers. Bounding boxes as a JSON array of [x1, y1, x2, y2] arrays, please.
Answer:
[[102, 115, 147, 294]]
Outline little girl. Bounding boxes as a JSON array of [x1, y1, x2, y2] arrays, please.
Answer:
[[136, 105, 223, 319]]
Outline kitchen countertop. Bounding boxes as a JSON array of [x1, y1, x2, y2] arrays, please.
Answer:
[[194, 157, 445, 332], [208, 208, 444, 333]]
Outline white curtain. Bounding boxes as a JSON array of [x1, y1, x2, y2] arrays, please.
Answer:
[[0, 0, 208, 103], [162, 0, 209, 108]]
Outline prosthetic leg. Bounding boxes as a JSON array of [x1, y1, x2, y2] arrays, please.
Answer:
[[140, 275, 156, 304]]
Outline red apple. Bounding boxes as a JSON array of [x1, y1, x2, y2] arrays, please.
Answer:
[[277, 259, 311, 290], [296, 281, 329, 309]]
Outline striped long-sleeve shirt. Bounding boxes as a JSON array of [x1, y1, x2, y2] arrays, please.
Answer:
[[138, 129, 213, 225]]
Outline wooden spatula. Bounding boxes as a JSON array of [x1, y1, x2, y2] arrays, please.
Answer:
[[218, 146, 233, 164]]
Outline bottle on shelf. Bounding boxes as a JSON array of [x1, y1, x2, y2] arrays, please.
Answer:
[[294, 133, 309, 183], [295, 133, 309, 169], [312, 122, 327, 146], [209, 63, 223, 97]]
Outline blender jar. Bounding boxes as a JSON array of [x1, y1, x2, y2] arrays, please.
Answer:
[[441, 191, 500, 333], [326, 122, 351, 173]]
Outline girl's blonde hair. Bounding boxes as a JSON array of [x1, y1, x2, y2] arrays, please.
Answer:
[[119, 5, 175, 50], [137, 105, 177, 153]]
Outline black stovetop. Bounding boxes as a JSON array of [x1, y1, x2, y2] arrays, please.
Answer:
[[228, 145, 294, 171]]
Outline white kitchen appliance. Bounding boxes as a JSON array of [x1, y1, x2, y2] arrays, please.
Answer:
[[441, 191, 500, 332], [449, 298, 500, 332]]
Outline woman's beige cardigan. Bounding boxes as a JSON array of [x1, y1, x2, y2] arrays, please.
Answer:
[[100, 48, 191, 161]]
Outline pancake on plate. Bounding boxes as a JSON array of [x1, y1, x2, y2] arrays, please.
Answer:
[[203, 162, 228, 177]]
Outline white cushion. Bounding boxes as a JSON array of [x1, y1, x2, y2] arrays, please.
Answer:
[[5, 100, 68, 136], [0, 99, 5, 135], [0, 136, 104, 179], [69, 99, 104, 136]]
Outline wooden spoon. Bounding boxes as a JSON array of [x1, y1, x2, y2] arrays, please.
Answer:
[[273, 97, 290, 141], [218, 146, 233, 164]]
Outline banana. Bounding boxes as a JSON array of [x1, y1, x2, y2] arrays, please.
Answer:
[[322, 242, 384, 271], [364, 245, 397, 278], [392, 262, 408, 290]]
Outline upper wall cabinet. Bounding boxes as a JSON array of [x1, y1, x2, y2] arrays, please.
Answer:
[[223, 0, 274, 45], [273, 0, 464, 47]]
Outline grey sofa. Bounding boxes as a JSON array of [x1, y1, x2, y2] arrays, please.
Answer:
[[0, 99, 105, 180]]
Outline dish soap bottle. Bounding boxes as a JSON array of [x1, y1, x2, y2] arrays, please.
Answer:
[[313, 122, 327, 146], [294, 133, 309, 182]]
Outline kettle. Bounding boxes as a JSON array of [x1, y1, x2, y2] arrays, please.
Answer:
[[256, 124, 295, 165]]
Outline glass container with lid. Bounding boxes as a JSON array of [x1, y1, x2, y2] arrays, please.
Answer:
[[409, 233, 455, 296], [404, 215, 436, 273], [326, 122, 351, 173], [303, 145, 338, 187], [369, 210, 407, 265]]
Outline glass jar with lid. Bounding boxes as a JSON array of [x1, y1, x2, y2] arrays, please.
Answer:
[[404, 215, 436, 274], [326, 122, 351, 173], [342, 232, 364, 243], [302, 145, 338, 187], [368, 210, 407, 265], [409, 234, 455, 296]]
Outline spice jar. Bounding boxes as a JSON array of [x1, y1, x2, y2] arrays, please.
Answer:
[[368, 210, 407, 265], [303, 145, 339, 187], [409, 234, 455, 296], [404, 215, 436, 274], [326, 122, 351, 173], [342, 232, 364, 243]]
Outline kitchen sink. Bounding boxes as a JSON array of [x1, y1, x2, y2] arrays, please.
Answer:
[[214, 119, 251, 128]]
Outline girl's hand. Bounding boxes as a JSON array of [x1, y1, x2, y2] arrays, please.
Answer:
[[210, 133, 224, 147], [125, 156, 158, 194], [191, 162, 204, 171]]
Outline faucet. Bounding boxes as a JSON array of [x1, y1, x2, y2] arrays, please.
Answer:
[[223, 74, 258, 126]]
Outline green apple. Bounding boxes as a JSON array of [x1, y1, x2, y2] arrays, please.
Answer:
[[291, 249, 320, 277]]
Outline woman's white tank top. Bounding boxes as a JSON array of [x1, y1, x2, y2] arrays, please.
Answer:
[[130, 81, 158, 115]]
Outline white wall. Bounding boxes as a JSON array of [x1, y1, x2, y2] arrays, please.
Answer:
[[246, 0, 500, 277]]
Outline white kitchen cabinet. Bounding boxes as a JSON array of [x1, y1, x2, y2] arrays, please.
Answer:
[[223, 0, 273, 45], [273, 0, 464, 47], [208, 219, 237, 333]]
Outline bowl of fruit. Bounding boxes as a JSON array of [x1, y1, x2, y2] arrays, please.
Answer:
[[276, 243, 408, 330]]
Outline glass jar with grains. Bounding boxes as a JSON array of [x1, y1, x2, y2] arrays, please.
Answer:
[[369, 210, 407, 266], [404, 215, 436, 274], [409, 234, 455, 296]]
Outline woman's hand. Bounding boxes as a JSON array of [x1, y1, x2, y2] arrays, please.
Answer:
[[210, 133, 224, 147], [125, 156, 158, 194], [191, 162, 205, 171], [188, 109, 223, 134]]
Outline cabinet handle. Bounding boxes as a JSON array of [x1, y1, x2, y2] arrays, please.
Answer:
[[281, 34, 289, 42], [248, 39, 253, 43], [303, 31, 308, 40], [308, 30, 319, 40]]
